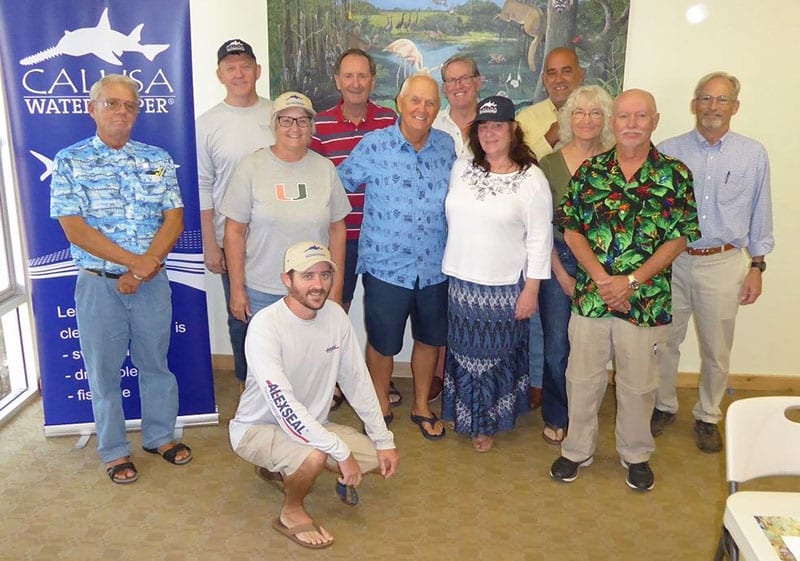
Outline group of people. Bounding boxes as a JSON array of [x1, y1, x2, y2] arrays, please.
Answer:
[[49, 35, 773, 550]]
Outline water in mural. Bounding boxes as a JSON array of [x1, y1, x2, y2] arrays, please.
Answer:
[[267, 0, 629, 112]]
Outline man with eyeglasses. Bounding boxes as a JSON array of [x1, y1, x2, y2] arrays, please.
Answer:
[[309, 49, 398, 412], [434, 55, 483, 157], [426, 54, 485, 404], [652, 72, 774, 453], [195, 39, 274, 391], [517, 47, 584, 160], [50, 74, 190, 485]]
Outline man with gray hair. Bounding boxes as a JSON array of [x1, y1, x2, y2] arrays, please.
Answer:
[[337, 74, 455, 441], [50, 74, 190, 484], [549, 89, 699, 491], [652, 72, 774, 453]]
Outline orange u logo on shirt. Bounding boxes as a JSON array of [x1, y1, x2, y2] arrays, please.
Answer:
[[275, 183, 308, 201]]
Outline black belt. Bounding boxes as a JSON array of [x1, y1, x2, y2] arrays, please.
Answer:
[[83, 268, 124, 279]]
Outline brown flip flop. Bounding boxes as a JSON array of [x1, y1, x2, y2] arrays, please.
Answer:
[[542, 424, 566, 445], [271, 517, 334, 549]]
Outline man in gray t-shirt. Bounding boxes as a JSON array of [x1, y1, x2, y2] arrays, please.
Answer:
[[195, 39, 273, 387]]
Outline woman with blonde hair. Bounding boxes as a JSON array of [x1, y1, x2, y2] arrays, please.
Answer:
[[538, 85, 614, 445]]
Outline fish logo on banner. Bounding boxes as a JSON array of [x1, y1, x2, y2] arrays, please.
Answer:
[[19, 9, 169, 66], [17, 7, 176, 118], [13, 6, 203, 290]]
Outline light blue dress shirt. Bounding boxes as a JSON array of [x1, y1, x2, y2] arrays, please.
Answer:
[[658, 129, 773, 257]]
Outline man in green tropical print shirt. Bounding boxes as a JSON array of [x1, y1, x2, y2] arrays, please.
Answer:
[[548, 89, 700, 493]]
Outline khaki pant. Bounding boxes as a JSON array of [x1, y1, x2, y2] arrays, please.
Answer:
[[234, 422, 380, 476], [561, 314, 668, 464], [656, 250, 748, 423]]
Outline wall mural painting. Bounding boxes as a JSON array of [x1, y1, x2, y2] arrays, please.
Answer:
[[267, 0, 629, 112]]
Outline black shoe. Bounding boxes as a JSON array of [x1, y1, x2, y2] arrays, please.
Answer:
[[549, 455, 593, 483], [650, 408, 676, 436], [694, 420, 722, 453], [621, 460, 655, 491]]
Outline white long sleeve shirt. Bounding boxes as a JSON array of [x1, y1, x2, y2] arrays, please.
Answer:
[[229, 299, 395, 461]]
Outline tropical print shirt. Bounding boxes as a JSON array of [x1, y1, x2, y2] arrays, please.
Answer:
[[50, 135, 183, 274], [557, 144, 700, 327]]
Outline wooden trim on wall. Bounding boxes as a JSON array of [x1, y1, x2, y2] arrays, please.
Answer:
[[212, 355, 798, 392]]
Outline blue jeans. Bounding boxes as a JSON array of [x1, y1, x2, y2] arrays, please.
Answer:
[[529, 312, 544, 388], [75, 269, 178, 463], [539, 238, 577, 428], [221, 273, 248, 383], [245, 286, 283, 318]]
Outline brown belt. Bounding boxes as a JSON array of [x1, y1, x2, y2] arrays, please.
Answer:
[[685, 243, 737, 256]]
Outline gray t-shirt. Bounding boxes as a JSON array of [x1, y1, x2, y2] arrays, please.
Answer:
[[195, 97, 274, 246], [220, 148, 351, 294]]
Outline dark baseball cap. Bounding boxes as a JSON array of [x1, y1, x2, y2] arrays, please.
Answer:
[[217, 39, 256, 63], [475, 95, 516, 122]]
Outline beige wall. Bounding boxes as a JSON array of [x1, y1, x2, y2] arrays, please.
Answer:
[[191, 0, 798, 375]]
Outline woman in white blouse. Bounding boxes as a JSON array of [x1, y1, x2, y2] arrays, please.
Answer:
[[441, 96, 553, 452]]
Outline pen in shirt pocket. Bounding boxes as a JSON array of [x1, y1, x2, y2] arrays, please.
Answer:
[[725, 171, 730, 184]]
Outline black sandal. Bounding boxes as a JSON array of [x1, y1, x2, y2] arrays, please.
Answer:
[[389, 381, 402, 407], [106, 461, 138, 484], [336, 481, 359, 506], [143, 442, 192, 465]]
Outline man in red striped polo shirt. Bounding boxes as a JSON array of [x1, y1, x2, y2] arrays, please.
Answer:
[[310, 48, 397, 411]]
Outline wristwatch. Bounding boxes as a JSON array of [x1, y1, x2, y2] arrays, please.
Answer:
[[627, 274, 641, 290], [751, 261, 766, 272]]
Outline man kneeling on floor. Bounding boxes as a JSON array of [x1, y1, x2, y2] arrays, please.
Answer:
[[229, 241, 400, 548]]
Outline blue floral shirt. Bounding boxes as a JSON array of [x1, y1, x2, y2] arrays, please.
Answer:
[[50, 136, 183, 274], [337, 121, 455, 289]]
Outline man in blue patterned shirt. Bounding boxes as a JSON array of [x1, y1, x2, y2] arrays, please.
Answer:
[[337, 74, 455, 440], [50, 74, 190, 484], [652, 72, 774, 453]]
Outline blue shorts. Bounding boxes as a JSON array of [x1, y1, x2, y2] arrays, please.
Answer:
[[362, 273, 447, 356], [342, 239, 360, 305]]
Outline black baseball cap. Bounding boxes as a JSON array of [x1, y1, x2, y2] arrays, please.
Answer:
[[475, 95, 516, 122], [217, 39, 256, 63]]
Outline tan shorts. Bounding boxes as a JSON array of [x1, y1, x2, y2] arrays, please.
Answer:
[[233, 422, 380, 476]]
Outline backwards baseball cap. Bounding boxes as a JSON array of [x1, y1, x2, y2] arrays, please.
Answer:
[[272, 91, 316, 117], [217, 39, 256, 63], [284, 241, 337, 273], [475, 95, 516, 122]]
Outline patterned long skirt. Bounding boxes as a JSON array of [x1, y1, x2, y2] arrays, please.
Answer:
[[442, 276, 530, 437]]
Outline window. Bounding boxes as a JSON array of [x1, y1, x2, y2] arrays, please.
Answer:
[[0, 67, 38, 423]]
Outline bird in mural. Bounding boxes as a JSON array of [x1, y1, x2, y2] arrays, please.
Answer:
[[384, 15, 393, 33], [409, 10, 420, 30], [383, 38, 441, 86], [396, 12, 405, 29]]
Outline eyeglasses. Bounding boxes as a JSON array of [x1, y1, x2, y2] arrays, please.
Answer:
[[695, 95, 735, 106], [443, 74, 476, 86], [571, 109, 604, 120], [276, 115, 312, 128], [100, 98, 139, 114]]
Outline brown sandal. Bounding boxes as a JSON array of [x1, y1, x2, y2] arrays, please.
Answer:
[[542, 424, 566, 445]]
